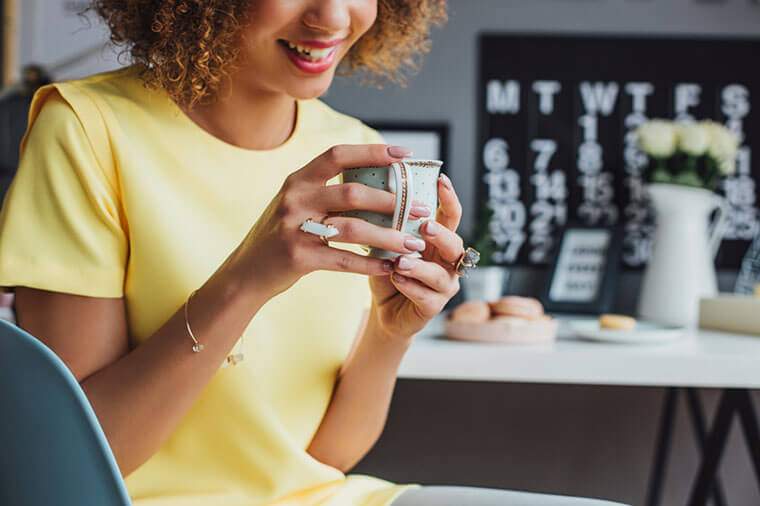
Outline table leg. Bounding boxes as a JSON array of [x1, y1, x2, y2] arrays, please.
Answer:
[[687, 390, 738, 506], [646, 388, 678, 506], [685, 389, 728, 506], [734, 390, 760, 490]]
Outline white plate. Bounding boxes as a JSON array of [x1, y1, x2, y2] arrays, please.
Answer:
[[568, 320, 686, 345]]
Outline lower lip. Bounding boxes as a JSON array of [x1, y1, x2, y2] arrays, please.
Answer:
[[282, 44, 338, 74]]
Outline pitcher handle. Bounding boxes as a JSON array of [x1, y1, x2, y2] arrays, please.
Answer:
[[389, 162, 415, 233], [708, 197, 729, 259]]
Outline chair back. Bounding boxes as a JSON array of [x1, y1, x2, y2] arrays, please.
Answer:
[[0, 319, 131, 505]]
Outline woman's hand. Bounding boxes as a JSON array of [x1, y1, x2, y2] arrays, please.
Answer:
[[368, 173, 464, 340], [228, 144, 425, 300]]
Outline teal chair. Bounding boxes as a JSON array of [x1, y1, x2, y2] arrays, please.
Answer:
[[0, 319, 131, 506]]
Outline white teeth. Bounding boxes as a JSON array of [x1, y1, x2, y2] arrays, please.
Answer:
[[309, 47, 331, 59], [284, 41, 333, 61]]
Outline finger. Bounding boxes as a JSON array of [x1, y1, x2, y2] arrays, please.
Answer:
[[296, 144, 413, 183], [436, 173, 463, 231], [390, 273, 447, 319], [323, 217, 427, 255], [319, 183, 396, 214], [394, 255, 458, 295], [420, 220, 465, 264], [409, 201, 433, 221], [313, 246, 394, 276]]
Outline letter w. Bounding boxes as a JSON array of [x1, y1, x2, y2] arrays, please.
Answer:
[[580, 82, 620, 116]]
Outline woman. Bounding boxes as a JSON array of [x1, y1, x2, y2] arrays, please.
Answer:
[[0, 1, 623, 505]]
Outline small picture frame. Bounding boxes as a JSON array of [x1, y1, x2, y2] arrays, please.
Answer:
[[541, 226, 623, 315], [368, 122, 449, 168]]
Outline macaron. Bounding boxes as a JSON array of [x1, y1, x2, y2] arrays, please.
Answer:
[[489, 296, 545, 320], [450, 300, 491, 324], [599, 314, 637, 331]]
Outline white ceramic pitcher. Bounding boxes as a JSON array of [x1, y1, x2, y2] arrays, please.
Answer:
[[638, 183, 728, 327]]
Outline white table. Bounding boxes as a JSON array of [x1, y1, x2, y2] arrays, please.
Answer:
[[400, 318, 760, 389], [400, 317, 760, 506]]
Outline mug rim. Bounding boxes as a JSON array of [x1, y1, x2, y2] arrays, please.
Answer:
[[400, 158, 443, 168]]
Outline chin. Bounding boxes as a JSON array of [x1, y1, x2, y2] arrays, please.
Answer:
[[285, 75, 335, 100]]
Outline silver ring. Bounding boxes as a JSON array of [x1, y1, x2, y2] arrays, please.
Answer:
[[454, 247, 481, 277], [300, 218, 339, 245]]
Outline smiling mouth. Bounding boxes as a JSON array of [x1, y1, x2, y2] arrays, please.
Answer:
[[277, 40, 336, 62]]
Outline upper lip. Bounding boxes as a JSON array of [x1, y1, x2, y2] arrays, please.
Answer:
[[290, 38, 346, 49]]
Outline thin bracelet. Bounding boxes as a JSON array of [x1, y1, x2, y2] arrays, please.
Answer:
[[184, 289, 246, 365], [184, 289, 205, 353]]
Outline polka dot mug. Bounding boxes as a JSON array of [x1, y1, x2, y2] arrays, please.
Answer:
[[341, 159, 443, 259]]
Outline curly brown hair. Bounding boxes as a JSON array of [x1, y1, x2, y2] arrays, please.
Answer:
[[90, 0, 447, 108]]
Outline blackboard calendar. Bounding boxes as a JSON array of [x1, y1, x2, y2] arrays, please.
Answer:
[[478, 34, 760, 268]]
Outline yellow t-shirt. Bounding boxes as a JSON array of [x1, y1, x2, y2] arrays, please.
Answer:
[[0, 66, 411, 506]]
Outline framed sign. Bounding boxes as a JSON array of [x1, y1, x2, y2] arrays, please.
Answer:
[[478, 34, 759, 270], [370, 122, 449, 168], [541, 226, 622, 314]]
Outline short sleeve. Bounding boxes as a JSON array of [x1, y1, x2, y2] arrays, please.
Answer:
[[362, 123, 385, 145], [0, 87, 127, 297]]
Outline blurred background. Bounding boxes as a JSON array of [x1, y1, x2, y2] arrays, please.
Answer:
[[2, 1, 760, 505]]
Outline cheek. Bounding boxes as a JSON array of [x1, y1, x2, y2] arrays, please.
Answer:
[[353, 0, 378, 36]]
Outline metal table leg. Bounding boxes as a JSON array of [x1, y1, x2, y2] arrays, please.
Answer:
[[688, 390, 741, 506], [646, 388, 678, 506], [685, 388, 728, 506], [734, 390, 760, 488]]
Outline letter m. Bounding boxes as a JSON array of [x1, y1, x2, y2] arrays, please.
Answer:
[[487, 80, 520, 114]]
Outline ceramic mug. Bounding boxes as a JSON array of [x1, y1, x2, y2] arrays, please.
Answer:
[[341, 159, 443, 259]]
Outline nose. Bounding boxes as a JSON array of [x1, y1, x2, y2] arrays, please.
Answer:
[[302, 0, 351, 35]]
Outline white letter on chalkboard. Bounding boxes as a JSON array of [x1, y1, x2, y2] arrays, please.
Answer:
[[531, 139, 558, 171], [625, 82, 654, 113], [722, 85, 750, 119], [487, 80, 520, 114], [532, 81, 562, 115], [483, 138, 510, 171], [675, 83, 702, 122], [580, 82, 619, 116]]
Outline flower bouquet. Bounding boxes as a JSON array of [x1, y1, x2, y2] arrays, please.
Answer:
[[635, 119, 740, 326], [636, 119, 740, 188]]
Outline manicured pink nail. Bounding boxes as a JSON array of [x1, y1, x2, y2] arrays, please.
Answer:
[[397, 256, 414, 271], [411, 205, 432, 217], [404, 237, 426, 252], [388, 145, 413, 158], [439, 173, 452, 189], [424, 221, 441, 236]]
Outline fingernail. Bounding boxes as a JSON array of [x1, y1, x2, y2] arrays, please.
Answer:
[[439, 173, 452, 189], [397, 256, 414, 271], [424, 221, 441, 236], [388, 145, 413, 158], [382, 261, 394, 272], [411, 205, 432, 217], [404, 237, 426, 252], [392, 273, 407, 283]]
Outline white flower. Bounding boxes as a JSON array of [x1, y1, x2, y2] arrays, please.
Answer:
[[703, 121, 740, 174], [720, 157, 737, 176], [678, 122, 710, 156], [637, 120, 678, 158]]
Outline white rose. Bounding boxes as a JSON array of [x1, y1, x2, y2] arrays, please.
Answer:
[[703, 121, 740, 169], [637, 120, 678, 158], [720, 157, 737, 176], [678, 122, 710, 156]]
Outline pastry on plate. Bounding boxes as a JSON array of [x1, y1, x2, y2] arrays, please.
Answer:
[[445, 314, 558, 344], [449, 300, 490, 324], [489, 296, 544, 320], [599, 314, 637, 331]]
